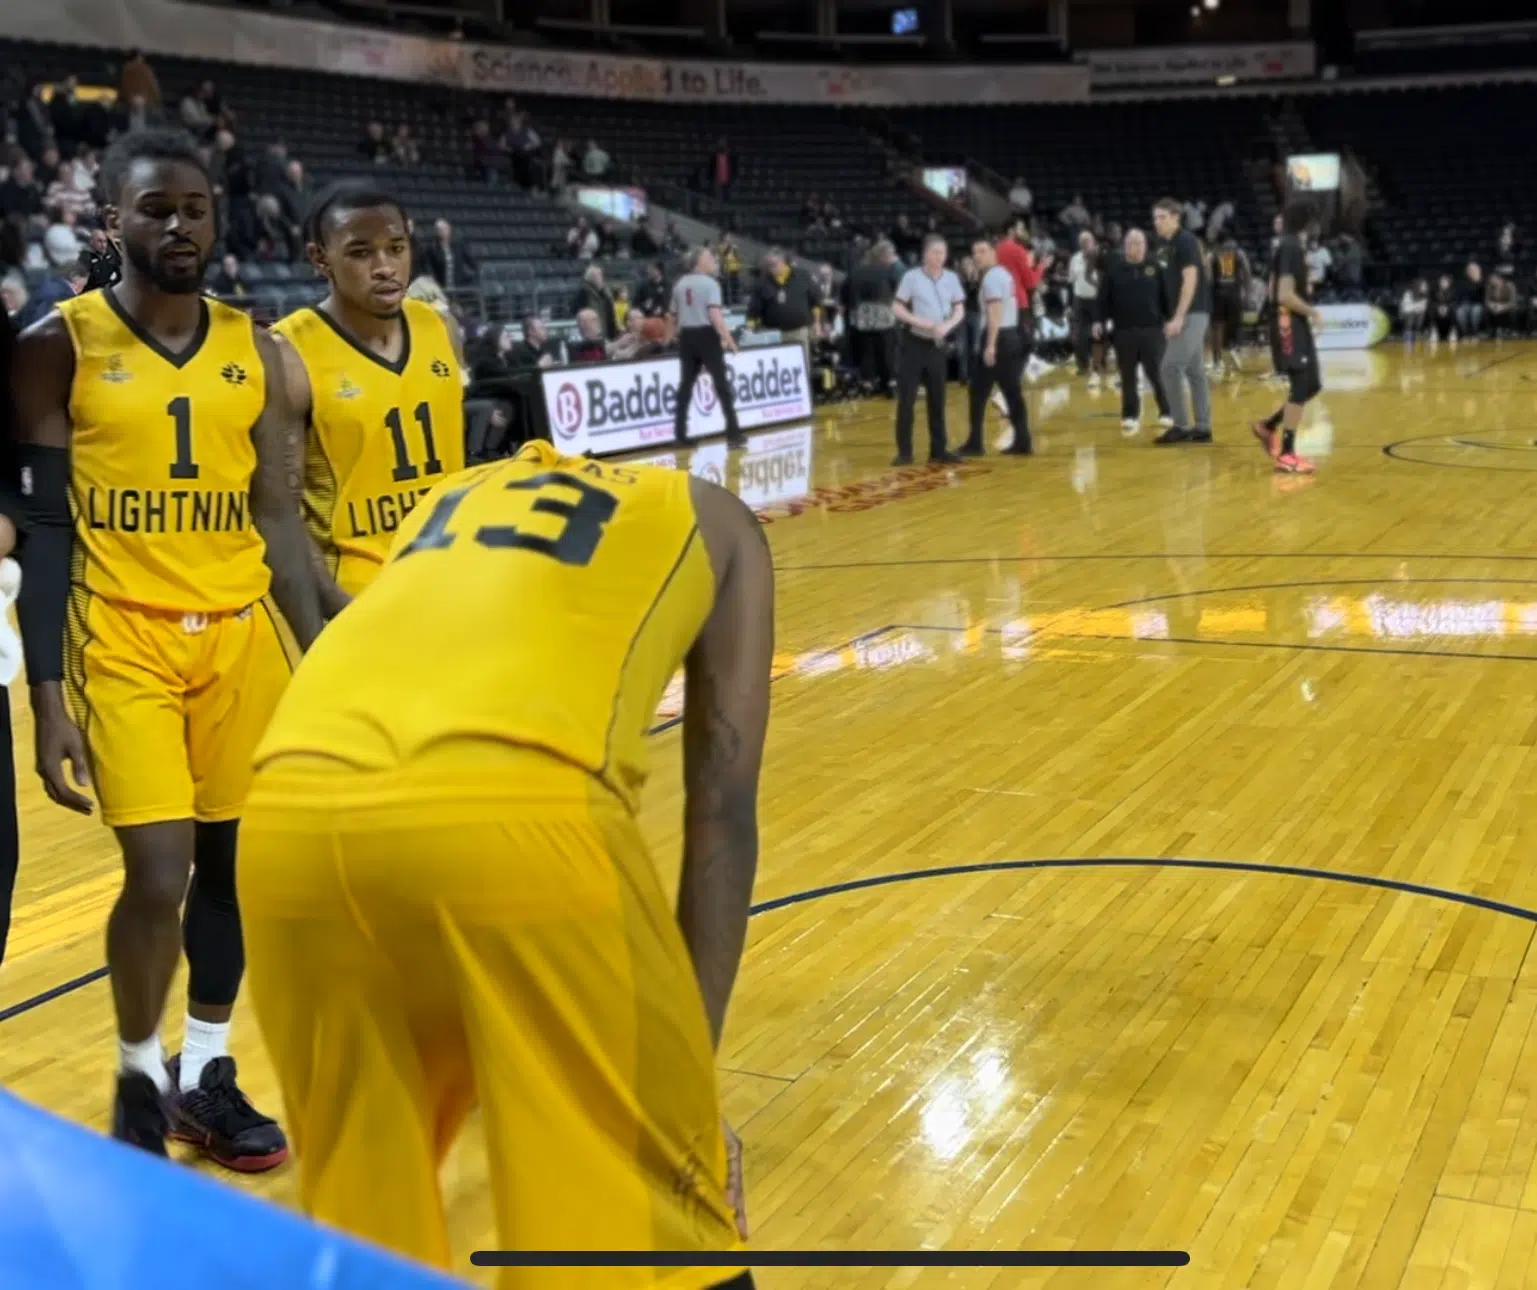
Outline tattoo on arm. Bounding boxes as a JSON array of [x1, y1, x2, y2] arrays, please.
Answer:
[[251, 331, 325, 650]]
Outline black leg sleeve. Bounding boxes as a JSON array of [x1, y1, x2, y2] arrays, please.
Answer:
[[183, 820, 244, 1008]]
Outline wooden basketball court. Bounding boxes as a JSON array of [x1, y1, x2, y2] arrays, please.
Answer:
[[6, 342, 1537, 1288]]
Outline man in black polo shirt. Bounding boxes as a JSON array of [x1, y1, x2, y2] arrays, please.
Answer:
[[747, 249, 819, 378], [1151, 197, 1213, 444], [1095, 228, 1172, 435], [1251, 198, 1323, 475]]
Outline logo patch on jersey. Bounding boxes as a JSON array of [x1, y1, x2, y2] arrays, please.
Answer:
[[336, 376, 363, 400], [100, 354, 132, 383], [221, 362, 247, 386], [430, 359, 453, 378]]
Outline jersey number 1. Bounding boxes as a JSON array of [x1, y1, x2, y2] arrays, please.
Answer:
[[167, 396, 198, 480], [385, 402, 442, 483]]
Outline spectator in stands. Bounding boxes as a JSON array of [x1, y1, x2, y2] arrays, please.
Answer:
[[892, 214, 920, 263], [662, 221, 686, 255], [48, 76, 85, 153], [0, 158, 45, 229], [813, 263, 837, 331], [1008, 177, 1033, 216], [1182, 199, 1207, 235], [41, 160, 87, 225], [1268, 212, 1284, 258], [504, 112, 542, 189], [35, 145, 62, 189], [1486, 272, 1519, 338], [1207, 201, 1235, 240], [1431, 274, 1457, 344], [0, 270, 25, 321], [572, 264, 617, 338], [550, 138, 574, 191], [14, 249, 90, 330], [111, 93, 154, 138], [424, 217, 478, 289], [582, 139, 611, 180], [1399, 279, 1428, 347], [179, 84, 215, 138], [566, 216, 598, 260], [1457, 262, 1486, 338], [1059, 194, 1090, 232], [710, 137, 734, 200], [274, 158, 310, 261], [1304, 238, 1332, 293], [597, 219, 622, 260], [748, 248, 820, 376], [1335, 234, 1363, 298], [469, 120, 504, 182], [392, 123, 421, 167], [633, 261, 668, 317], [631, 217, 659, 257], [1494, 222, 1518, 280], [42, 208, 84, 269], [258, 140, 290, 196], [802, 193, 825, 231], [611, 310, 667, 361], [509, 316, 558, 371], [119, 49, 161, 111], [718, 234, 743, 301], [846, 238, 899, 395], [210, 252, 247, 298], [568, 308, 609, 363], [612, 284, 631, 330], [359, 121, 390, 164], [17, 85, 52, 165]]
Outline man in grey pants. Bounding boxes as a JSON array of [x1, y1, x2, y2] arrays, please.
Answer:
[[1151, 197, 1213, 444]]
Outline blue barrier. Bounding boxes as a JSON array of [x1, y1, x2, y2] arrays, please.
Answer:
[[0, 1090, 469, 1289]]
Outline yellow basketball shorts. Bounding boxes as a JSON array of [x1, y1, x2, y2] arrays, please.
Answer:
[[64, 593, 295, 828], [238, 749, 745, 1289]]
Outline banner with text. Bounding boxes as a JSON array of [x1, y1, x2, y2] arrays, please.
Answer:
[[7, 0, 1087, 105], [1314, 303, 1391, 351], [541, 344, 812, 457], [1084, 42, 1315, 89]]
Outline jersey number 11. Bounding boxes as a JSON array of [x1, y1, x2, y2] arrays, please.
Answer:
[[385, 401, 443, 483]]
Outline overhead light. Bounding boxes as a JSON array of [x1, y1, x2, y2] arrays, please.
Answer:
[[1217, 74, 1237, 86], [1190, 4, 1199, 13], [1204, 0, 1220, 8]]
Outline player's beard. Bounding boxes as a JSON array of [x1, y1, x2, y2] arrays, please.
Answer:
[[124, 237, 207, 295]]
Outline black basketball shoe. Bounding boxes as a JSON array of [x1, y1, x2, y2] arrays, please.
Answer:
[[167, 1054, 289, 1173], [112, 1070, 170, 1156]]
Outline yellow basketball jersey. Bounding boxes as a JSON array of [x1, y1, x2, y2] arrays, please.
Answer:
[[58, 289, 270, 613], [255, 441, 715, 808], [272, 298, 465, 596]]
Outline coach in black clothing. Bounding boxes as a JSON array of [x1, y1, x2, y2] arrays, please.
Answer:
[[747, 249, 820, 373], [1096, 228, 1172, 431]]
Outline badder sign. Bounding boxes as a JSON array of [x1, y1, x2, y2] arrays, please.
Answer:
[[541, 343, 812, 457]]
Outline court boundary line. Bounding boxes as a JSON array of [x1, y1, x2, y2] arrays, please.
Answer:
[[778, 553, 1537, 572], [750, 857, 1537, 924]]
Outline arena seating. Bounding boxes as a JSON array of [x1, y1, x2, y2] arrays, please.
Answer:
[[1294, 83, 1537, 278], [877, 98, 1281, 254]]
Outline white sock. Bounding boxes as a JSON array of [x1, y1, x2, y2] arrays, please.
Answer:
[[180, 1017, 231, 1092], [120, 1034, 171, 1094]]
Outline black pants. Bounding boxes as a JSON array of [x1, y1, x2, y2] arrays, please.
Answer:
[[965, 327, 1029, 452], [0, 689, 20, 966], [675, 326, 741, 442], [894, 334, 950, 460], [1073, 298, 1099, 373], [1112, 326, 1171, 421], [852, 327, 895, 390]]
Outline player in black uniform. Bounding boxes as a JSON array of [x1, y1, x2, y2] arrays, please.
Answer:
[[1207, 230, 1249, 380], [1251, 199, 1323, 475]]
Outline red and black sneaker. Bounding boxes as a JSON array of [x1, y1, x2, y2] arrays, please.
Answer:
[[112, 1071, 170, 1157], [167, 1055, 288, 1173]]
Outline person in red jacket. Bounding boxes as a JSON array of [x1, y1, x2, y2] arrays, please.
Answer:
[[996, 214, 1053, 311], [991, 215, 1054, 403]]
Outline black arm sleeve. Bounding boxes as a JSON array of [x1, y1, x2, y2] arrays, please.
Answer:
[[15, 444, 71, 684]]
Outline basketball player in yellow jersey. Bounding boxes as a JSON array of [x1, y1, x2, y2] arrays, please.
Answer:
[[271, 180, 465, 612], [238, 443, 772, 1287], [10, 129, 324, 1166]]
